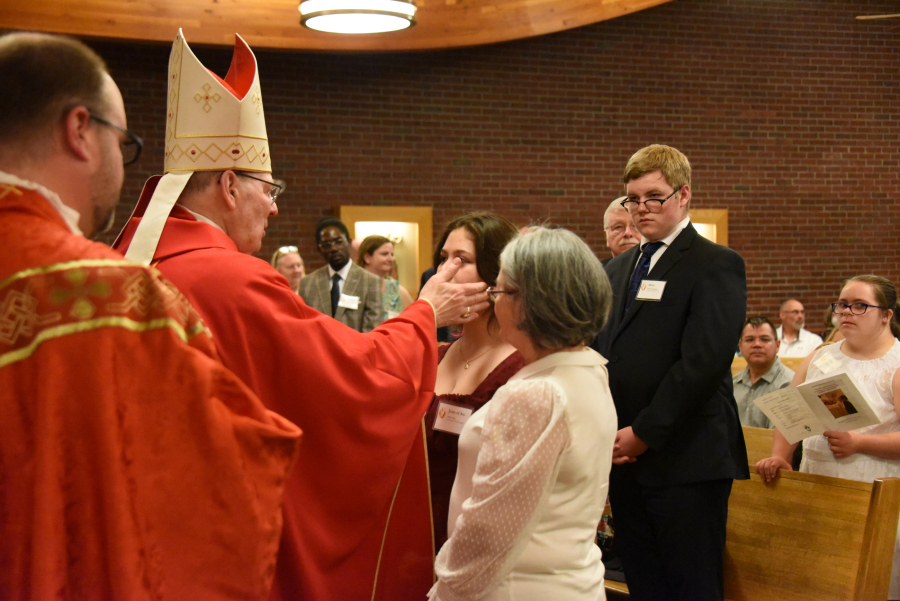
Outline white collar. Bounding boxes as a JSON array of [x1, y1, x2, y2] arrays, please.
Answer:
[[182, 206, 225, 233], [509, 347, 607, 382], [328, 260, 352, 281], [641, 215, 691, 249], [0, 170, 82, 235]]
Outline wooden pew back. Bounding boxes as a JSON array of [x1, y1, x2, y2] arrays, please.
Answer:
[[724, 469, 900, 601], [742, 425, 774, 466], [605, 468, 900, 601]]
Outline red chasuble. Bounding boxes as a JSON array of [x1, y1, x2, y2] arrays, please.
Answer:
[[114, 177, 437, 601], [1, 184, 301, 599]]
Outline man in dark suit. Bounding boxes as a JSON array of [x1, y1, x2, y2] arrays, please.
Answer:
[[591, 145, 748, 601]]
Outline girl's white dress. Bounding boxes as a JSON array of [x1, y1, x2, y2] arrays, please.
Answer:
[[803, 339, 900, 598]]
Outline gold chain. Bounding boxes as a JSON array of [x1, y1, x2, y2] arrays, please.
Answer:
[[459, 336, 492, 369]]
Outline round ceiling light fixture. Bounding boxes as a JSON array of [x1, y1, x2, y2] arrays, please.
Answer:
[[299, 0, 417, 34]]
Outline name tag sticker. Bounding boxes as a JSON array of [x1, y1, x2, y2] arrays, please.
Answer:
[[813, 353, 841, 375], [433, 401, 474, 435], [636, 280, 666, 301], [338, 294, 360, 310]]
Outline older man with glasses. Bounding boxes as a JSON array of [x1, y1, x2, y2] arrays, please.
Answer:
[[602, 195, 640, 265], [115, 30, 489, 601], [776, 298, 824, 358], [299, 217, 384, 332]]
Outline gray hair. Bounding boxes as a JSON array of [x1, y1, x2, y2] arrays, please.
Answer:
[[603, 196, 628, 229], [500, 227, 612, 350]]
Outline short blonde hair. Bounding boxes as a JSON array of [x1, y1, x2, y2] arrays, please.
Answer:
[[623, 144, 691, 190]]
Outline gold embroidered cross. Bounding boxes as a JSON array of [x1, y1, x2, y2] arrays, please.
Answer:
[[48, 269, 111, 320], [194, 83, 222, 113]]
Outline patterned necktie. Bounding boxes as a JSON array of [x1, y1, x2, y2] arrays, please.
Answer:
[[331, 273, 342, 317], [624, 241, 664, 314]]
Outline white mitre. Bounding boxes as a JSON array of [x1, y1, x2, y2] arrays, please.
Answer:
[[124, 28, 270, 265]]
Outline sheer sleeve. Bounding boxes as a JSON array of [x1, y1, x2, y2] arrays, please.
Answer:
[[430, 378, 571, 601]]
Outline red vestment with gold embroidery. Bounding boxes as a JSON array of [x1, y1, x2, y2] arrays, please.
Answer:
[[0, 183, 301, 599]]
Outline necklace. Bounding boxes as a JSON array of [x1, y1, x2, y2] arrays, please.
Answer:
[[459, 336, 492, 369]]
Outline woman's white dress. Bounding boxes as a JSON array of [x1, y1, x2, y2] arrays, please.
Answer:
[[429, 349, 617, 601], [802, 339, 900, 598]]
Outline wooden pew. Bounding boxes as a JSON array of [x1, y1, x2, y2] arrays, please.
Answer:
[[779, 356, 805, 373], [742, 425, 774, 466], [604, 469, 900, 601]]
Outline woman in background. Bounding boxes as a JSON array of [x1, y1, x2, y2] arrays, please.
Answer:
[[271, 246, 304, 294], [757, 275, 900, 599], [430, 226, 616, 600], [425, 212, 523, 550], [358, 235, 413, 320]]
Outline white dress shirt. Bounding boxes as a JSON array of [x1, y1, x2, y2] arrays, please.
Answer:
[[776, 325, 824, 358], [327, 261, 352, 296], [640, 215, 691, 272]]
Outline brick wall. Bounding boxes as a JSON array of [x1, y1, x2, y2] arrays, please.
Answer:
[[93, 0, 900, 330]]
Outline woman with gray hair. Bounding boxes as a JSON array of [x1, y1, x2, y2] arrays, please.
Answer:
[[429, 227, 617, 601]]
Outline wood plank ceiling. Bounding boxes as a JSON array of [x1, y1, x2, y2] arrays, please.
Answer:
[[0, 0, 671, 52]]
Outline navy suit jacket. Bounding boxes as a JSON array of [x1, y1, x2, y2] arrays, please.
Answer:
[[592, 223, 749, 486]]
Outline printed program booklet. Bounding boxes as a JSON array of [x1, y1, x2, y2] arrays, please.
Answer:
[[753, 371, 881, 444]]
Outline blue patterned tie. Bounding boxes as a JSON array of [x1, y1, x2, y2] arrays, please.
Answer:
[[331, 273, 341, 317], [625, 242, 664, 314]]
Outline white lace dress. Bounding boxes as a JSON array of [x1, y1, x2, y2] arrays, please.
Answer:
[[802, 339, 900, 598], [428, 349, 617, 601]]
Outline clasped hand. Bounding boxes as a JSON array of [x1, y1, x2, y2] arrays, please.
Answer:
[[612, 426, 649, 465]]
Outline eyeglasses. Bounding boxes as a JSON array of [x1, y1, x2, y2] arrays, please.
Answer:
[[831, 302, 889, 315], [278, 246, 299, 254], [486, 287, 517, 302], [235, 172, 285, 203], [605, 224, 635, 235], [783, 310, 805, 316], [318, 237, 346, 251], [89, 112, 143, 166], [620, 186, 682, 214]]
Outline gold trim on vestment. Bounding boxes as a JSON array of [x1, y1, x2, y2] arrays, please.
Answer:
[[371, 462, 405, 601], [0, 259, 136, 290], [0, 316, 193, 368]]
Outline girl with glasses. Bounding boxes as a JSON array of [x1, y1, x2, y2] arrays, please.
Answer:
[[758, 275, 900, 599]]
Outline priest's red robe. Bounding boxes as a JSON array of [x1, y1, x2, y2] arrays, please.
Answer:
[[0, 183, 302, 600], [115, 178, 436, 601]]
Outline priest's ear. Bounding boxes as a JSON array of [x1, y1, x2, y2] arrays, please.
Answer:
[[60, 105, 94, 163], [218, 169, 241, 211]]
